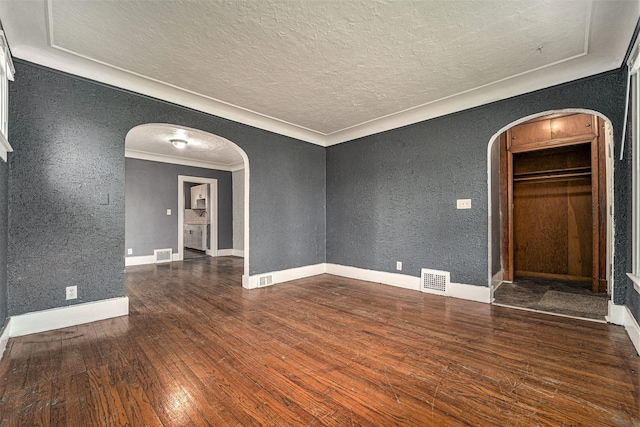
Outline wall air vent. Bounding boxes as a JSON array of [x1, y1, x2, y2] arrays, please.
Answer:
[[420, 268, 450, 296], [259, 275, 273, 287], [154, 248, 172, 263]]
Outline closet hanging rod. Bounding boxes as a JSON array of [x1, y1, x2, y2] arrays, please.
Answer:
[[513, 171, 591, 183], [512, 166, 591, 178]]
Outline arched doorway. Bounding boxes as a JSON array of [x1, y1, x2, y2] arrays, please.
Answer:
[[124, 123, 251, 284], [487, 110, 615, 319]]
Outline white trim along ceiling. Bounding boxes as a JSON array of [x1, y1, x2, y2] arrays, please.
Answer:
[[0, 0, 638, 147]]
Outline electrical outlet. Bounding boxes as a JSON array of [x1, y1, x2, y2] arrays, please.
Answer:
[[396, 261, 402, 271], [166, 209, 172, 215], [66, 286, 77, 300], [127, 248, 132, 255], [457, 199, 472, 209]]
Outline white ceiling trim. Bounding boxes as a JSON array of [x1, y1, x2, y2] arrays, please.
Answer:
[[125, 149, 244, 172], [43, 0, 326, 145], [2, 0, 637, 148], [17, 40, 616, 148]]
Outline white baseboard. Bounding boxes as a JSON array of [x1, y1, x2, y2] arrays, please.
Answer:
[[217, 249, 242, 256], [624, 306, 640, 356], [449, 282, 492, 303], [125, 255, 155, 266], [606, 301, 640, 356], [326, 264, 492, 303], [127, 249, 243, 265], [127, 253, 184, 265], [326, 263, 420, 290], [606, 301, 626, 325], [243, 262, 492, 302], [9, 297, 130, 338], [0, 319, 11, 360], [244, 263, 326, 289]]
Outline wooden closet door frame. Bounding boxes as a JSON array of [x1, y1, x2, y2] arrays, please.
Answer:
[[590, 134, 600, 293], [502, 124, 603, 292]]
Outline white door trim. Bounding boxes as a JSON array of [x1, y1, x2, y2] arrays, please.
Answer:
[[178, 176, 218, 260]]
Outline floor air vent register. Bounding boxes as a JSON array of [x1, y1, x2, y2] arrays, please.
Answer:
[[259, 275, 273, 287], [420, 268, 450, 296], [154, 249, 172, 263]]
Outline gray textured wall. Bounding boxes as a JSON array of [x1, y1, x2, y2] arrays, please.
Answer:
[[327, 70, 629, 295], [8, 60, 325, 315], [233, 169, 244, 251], [621, 88, 637, 322], [0, 159, 7, 324], [125, 158, 233, 255], [8, 64, 125, 315]]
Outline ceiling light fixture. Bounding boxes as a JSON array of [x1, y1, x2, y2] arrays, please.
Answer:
[[170, 139, 188, 149]]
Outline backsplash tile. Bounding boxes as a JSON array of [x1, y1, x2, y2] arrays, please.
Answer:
[[185, 209, 208, 224]]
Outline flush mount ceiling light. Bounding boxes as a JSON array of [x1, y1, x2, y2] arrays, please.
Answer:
[[170, 139, 188, 149]]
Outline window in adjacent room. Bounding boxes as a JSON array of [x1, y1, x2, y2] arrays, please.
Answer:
[[0, 28, 14, 162]]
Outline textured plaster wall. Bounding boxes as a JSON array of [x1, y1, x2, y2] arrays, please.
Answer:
[[233, 169, 244, 251], [125, 158, 233, 255], [327, 70, 629, 294], [0, 159, 8, 324], [8, 64, 126, 315], [621, 86, 638, 323], [8, 60, 325, 315]]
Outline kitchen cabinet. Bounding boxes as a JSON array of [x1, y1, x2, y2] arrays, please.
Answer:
[[184, 224, 206, 251], [190, 184, 208, 210]]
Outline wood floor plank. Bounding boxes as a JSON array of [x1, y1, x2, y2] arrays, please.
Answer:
[[0, 256, 638, 426], [49, 377, 66, 427], [59, 327, 86, 379]]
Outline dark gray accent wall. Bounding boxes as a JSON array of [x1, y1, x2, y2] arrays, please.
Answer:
[[0, 159, 8, 324], [622, 84, 638, 322], [8, 60, 325, 315], [8, 65, 126, 315], [327, 70, 629, 294], [125, 158, 233, 254]]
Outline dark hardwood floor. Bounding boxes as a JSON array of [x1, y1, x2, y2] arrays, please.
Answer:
[[0, 256, 638, 426]]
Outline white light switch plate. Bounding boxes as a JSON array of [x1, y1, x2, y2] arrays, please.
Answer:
[[457, 199, 471, 209], [166, 209, 172, 215]]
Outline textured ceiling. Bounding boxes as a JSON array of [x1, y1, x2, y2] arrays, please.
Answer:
[[125, 124, 244, 171], [0, 0, 638, 147]]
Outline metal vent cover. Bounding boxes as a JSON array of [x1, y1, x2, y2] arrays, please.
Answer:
[[154, 248, 172, 263], [259, 275, 273, 287], [420, 268, 450, 295]]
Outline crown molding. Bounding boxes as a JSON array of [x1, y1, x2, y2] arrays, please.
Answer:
[[15, 41, 621, 148], [3, 0, 637, 148], [125, 149, 244, 172]]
